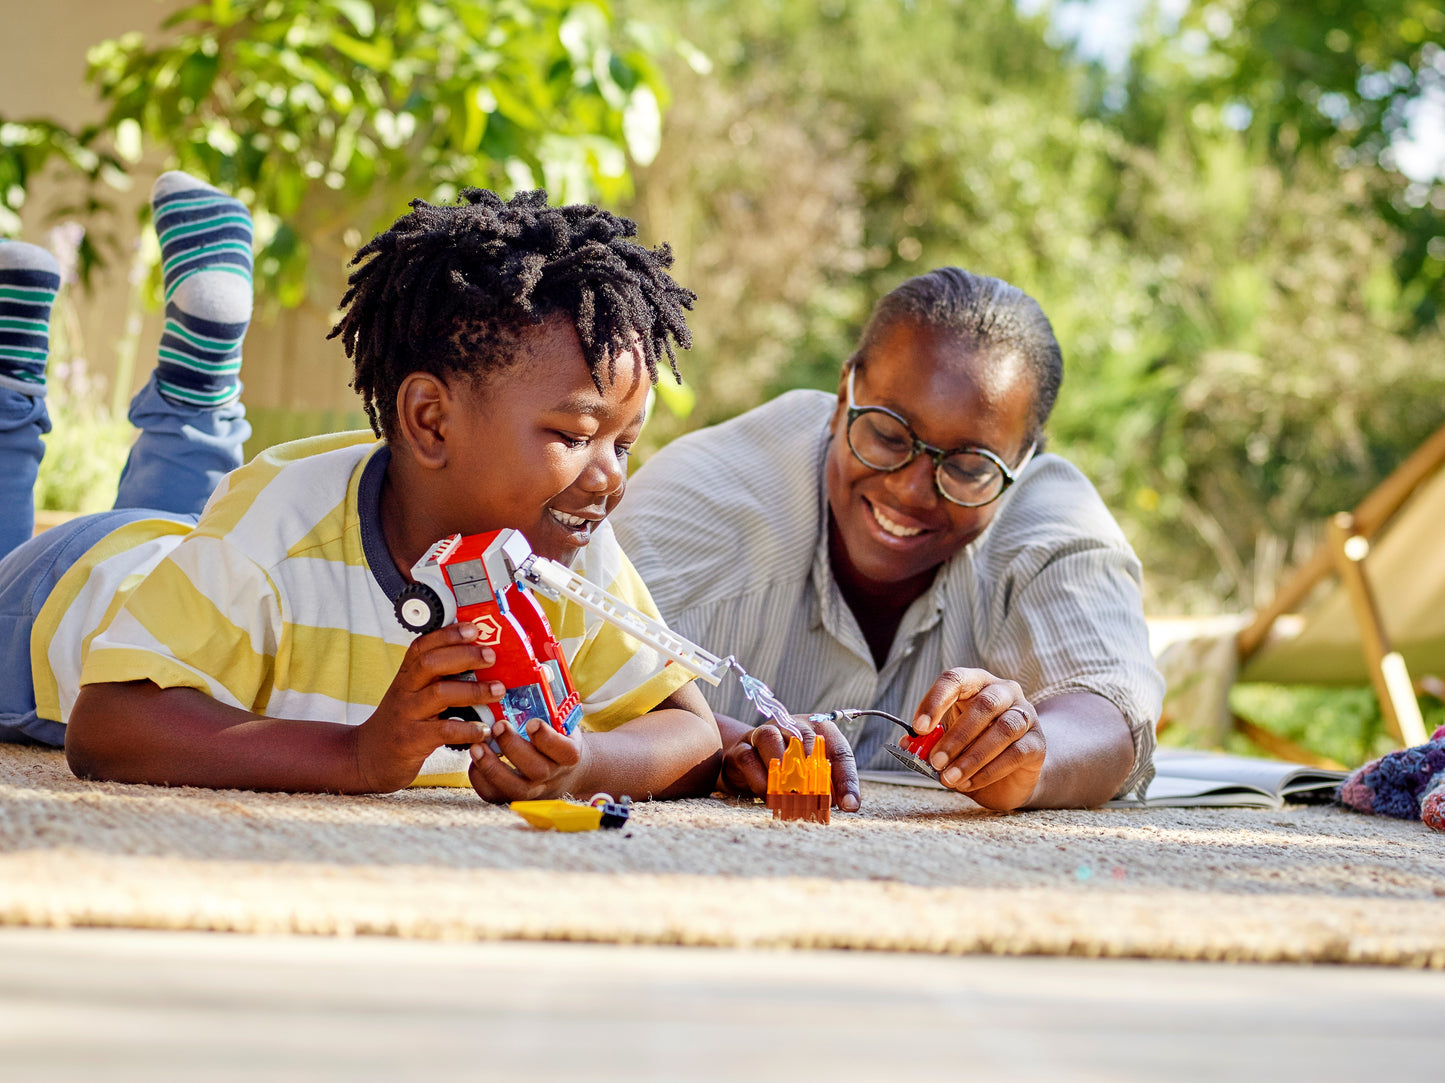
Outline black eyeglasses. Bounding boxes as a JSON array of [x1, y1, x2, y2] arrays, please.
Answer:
[[845, 366, 1034, 508]]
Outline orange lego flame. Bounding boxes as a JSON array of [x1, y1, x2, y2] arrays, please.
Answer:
[[768, 735, 830, 797], [764, 734, 832, 824], [808, 734, 828, 794], [778, 736, 807, 792]]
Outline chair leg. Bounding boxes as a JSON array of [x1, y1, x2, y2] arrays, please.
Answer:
[[1327, 513, 1429, 746], [1230, 714, 1346, 770]]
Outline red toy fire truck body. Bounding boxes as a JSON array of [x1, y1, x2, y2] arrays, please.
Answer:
[[394, 531, 583, 737]]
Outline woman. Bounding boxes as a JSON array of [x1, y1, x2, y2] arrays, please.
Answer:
[[612, 267, 1164, 810]]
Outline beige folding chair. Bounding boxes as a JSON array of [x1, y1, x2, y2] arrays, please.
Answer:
[[1233, 422, 1445, 758]]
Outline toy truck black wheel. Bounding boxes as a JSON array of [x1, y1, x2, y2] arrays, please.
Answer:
[[395, 584, 446, 634], [442, 706, 483, 750]]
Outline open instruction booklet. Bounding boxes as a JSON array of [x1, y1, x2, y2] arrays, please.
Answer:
[[859, 747, 1348, 809], [1104, 748, 1347, 808]]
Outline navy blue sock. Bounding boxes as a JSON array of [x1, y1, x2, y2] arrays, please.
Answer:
[[0, 242, 61, 396], [150, 172, 254, 407]]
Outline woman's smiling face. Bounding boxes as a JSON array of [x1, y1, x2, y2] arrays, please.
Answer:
[[824, 316, 1037, 601]]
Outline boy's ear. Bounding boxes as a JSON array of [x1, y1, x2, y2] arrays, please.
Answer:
[[395, 372, 452, 470]]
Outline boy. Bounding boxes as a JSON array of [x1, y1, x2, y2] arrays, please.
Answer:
[[0, 172, 722, 800]]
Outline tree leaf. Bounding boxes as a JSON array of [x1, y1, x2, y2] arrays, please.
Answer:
[[329, 0, 376, 39], [328, 30, 393, 72], [114, 118, 144, 163], [622, 84, 660, 165]]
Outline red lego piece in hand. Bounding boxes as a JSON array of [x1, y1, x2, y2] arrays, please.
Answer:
[[395, 531, 583, 738], [902, 724, 944, 763]]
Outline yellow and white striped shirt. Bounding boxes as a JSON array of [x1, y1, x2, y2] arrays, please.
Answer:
[[32, 432, 692, 785]]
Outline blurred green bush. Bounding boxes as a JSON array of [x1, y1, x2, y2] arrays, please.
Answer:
[[1229, 683, 1444, 766], [34, 359, 133, 515]]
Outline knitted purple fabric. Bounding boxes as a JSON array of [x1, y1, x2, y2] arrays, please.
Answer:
[[1421, 771, 1445, 832], [1337, 725, 1445, 820]]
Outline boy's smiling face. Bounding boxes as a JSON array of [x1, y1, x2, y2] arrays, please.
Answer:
[[388, 313, 651, 567]]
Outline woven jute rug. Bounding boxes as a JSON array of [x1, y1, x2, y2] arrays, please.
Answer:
[[3, 746, 1442, 966]]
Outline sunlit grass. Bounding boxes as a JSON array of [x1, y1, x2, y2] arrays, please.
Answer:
[[34, 358, 134, 514], [1228, 683, 1444, 766]]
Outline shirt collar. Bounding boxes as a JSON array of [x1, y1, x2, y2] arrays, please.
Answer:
[[808, 433, 845, 635], [809, 431, 1008, 657], [358, 443, 407, 601]]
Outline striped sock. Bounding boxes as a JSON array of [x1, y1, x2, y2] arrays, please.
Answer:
[[0, 241, 61, 396], [151, 172, 254, 407]]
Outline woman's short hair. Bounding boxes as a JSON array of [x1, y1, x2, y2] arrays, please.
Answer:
[[853, 266, 1063, 443]]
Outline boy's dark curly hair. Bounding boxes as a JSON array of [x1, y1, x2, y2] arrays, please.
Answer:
[[329, 188, 695, 441]]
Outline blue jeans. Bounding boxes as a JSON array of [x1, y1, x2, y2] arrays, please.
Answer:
[[0, 375, 250, 745]]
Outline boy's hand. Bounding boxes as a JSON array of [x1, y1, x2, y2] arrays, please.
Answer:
[[718, 712, 861, 812], [353, 622, 501, 792], [914, 667, 1046, 810], [468, 717, 589, 802]]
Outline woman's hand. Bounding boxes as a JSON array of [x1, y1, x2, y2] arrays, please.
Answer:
[[913, 667, 1046, 810]]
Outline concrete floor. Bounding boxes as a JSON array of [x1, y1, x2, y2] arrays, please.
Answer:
[[0, 927, 1441, 1080]]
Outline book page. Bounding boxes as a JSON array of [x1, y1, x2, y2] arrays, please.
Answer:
[[1153, 749, 1345, 795], [1119, 774, 1281, 808]]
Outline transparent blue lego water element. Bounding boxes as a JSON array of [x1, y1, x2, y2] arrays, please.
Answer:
[[498, 682, 580, 738], [500, 683, 551, 739], [733, 664, 801, 738]]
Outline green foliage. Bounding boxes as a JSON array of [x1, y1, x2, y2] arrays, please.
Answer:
[[28, 237, 136, 512], [18, 221, 135, 514], [33, 358, 134, 514], [1085, 1, 1445, 608], [621, 0, 1445, 615], [1228, 682, 1444, 765], [242, 405, 369, 462], [1121, 0, 1444, 152], [0, 118, 124, 282], [75, 0, 677, 306], [1122, 1, 1445, 327], [623, 0, 1094, 443], [1069, 142, 1445, 609]]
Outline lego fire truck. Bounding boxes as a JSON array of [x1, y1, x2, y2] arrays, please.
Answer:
[[393, 528, 740, 737]]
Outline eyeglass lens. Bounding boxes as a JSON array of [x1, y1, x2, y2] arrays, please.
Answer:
[[848, 410, 1006, 505]]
